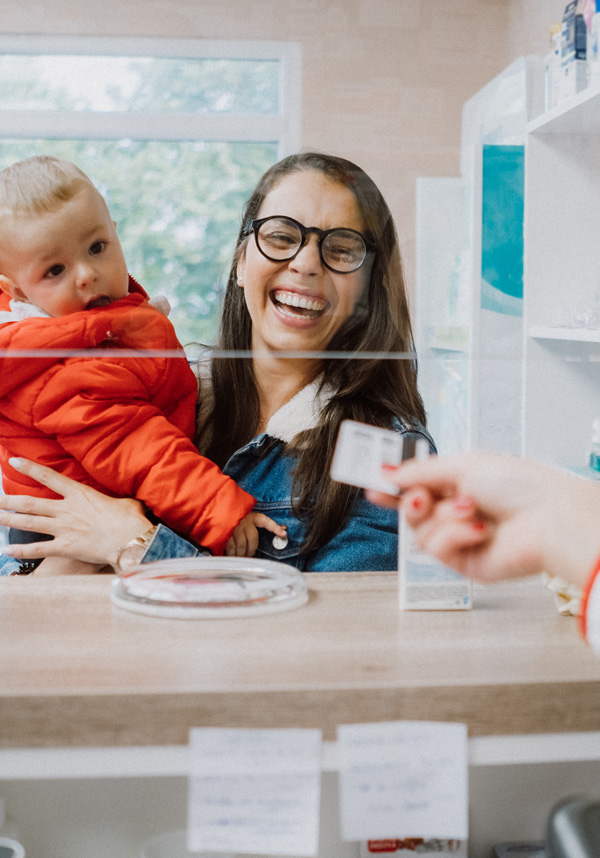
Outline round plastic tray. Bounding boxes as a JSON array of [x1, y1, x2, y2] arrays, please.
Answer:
[[111, 555, 308, 619]]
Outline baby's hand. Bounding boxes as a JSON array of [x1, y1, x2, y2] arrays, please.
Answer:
[[225, 512, 287, 558]]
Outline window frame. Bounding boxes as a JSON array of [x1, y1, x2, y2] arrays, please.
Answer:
[[0, 35, 301, 156]]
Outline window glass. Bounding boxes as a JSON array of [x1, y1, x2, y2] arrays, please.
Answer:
[[0, 40, 299, 343], [0, 138, 277, 345], [0, 55, 280, 114]]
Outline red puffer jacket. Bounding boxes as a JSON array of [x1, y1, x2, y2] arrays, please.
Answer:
[[0, 279, 254, 554]]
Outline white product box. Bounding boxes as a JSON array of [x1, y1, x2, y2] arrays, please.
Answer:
[[399, 514, 472, 611]]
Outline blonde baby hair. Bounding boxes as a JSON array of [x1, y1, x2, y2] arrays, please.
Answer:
[[0, 155, 96, 220]]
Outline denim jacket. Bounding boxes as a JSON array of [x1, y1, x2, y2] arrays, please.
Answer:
[[143, 374, 435, 573]]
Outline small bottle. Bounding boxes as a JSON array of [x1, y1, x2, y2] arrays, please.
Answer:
[[545, 23, 562, 110], [589, 3, 600, 87], [590, 419, 600, 471], [0, 797, 19, 840]]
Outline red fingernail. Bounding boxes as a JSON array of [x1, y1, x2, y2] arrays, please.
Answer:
[[411, 495, 422, 510], [471, 520, 486, 530]]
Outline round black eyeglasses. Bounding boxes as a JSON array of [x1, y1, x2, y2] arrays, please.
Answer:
[[246, 215, 373, 274]]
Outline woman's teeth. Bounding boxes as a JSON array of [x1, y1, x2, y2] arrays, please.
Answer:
[[272, 290, 326, 314]]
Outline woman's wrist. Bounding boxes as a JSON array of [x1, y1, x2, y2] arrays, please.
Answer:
[[112, 523, 157, 573], [539, 473, 600, 586], [579, 553, 600, 644]]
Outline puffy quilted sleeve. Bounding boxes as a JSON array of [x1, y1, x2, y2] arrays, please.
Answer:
[[0, 317, 68, 396], [32, 359, 255, 554], [0, 292, 151, 397]]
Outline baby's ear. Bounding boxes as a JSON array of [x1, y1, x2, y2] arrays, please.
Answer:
[[0, 275, 28, 302]]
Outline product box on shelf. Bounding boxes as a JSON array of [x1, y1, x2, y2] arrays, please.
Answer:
[[589, 10, 600, 86], [561, 0, 588, 100], [360, 839, 467, 858]]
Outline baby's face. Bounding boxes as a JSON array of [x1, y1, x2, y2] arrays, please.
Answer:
[[0, 184, 129, 317]]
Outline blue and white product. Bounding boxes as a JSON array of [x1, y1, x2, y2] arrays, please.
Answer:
[[590, 419, 600, 471], [561, 0, 588, 100], [589, 5, 600, 86], [545, 23, 562, 109], [399, 514, 472, 611]]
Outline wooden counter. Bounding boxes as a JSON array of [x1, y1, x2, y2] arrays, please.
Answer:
[[1, 572, 600, 749]]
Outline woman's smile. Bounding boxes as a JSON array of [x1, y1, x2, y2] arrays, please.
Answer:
[[269, 288, 329, 322]]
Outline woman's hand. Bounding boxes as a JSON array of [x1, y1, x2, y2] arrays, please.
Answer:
[[367, 452, 600, 588], [0, 458, 151, 567]]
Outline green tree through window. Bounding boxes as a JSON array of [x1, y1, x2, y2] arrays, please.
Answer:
[[0, 39, 299, 344]]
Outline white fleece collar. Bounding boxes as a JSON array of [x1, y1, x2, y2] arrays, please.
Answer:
[[265, 377, 335, 442], [194, 358, 336, 445], [0, 299, 50, 324]]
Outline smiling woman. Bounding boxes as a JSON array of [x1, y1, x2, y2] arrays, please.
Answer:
[[0, 151, 435, 574], [200, 152, 435, 568]]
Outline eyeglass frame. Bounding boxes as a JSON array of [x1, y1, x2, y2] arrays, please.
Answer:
[[244, 215, 375, 274]]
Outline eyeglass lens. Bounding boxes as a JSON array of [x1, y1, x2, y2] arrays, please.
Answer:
[[256, 217, 367, 273]]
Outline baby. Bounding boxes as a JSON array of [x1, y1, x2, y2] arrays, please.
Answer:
[[0, 155, 283, 573]]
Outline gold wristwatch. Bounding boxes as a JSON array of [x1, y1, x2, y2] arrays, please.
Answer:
[[114, 525, 157, 574]]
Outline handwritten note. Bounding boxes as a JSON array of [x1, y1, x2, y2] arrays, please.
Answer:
[[338, 721, 468, 841], [188, 727, 322, 855]]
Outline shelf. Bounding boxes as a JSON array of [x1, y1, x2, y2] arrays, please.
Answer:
[[3, 733, 600, 780], [528, 82, 600, 134], [529, 326, 600, 343]]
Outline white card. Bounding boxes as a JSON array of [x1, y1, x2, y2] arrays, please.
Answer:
[[331, 420, 429, 496], [188, 727, 322, 856], [338, 721, 468, 841]]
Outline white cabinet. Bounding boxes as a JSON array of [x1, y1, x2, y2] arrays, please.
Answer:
[[416, 57, 542, 458], [414, 177, 471, 455], [416, 60, 600, 473], [523, 84, 600, 469]]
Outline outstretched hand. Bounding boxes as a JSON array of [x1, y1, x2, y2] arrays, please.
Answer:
[[367, 451, 600, 587]]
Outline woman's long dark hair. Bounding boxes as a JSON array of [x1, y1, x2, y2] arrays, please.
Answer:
[[202, 152, 426, 556]]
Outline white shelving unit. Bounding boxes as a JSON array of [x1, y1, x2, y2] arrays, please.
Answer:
[[416, 57, 544, 459], [523, 83, 600, 467], [415, 177, 471, 455], [416, 61, 600, 470]]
